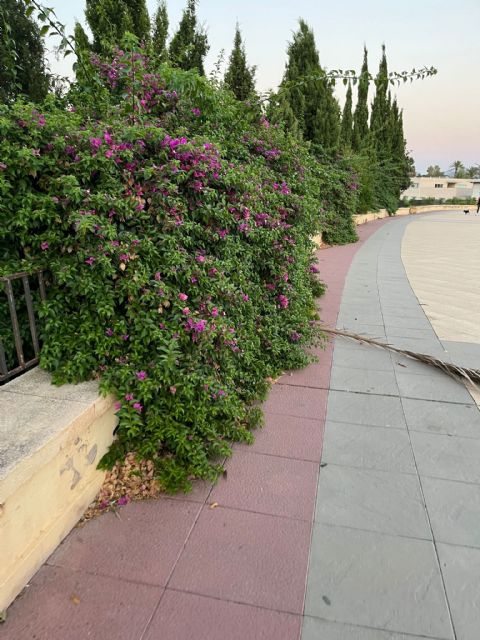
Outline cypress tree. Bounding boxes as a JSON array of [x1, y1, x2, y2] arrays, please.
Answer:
[[169, 0, 209, 75], [340, 82, 353, 148], [224, 24, 256, 100], [124, 0, 151, 44], [281, 19, 340, 154], [0, 0, 50, 103], [152, 0, 169, 61], [85, 0, 133, 52], [389, 98, 411, 192], [370, 45, 391, 156], [267, 91, 301, 138], [352, 46, 369, 151], [73, 22, 92, 84]]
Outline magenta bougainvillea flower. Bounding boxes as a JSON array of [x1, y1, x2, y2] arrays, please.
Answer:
[[85, 256, 95, 266], [136, 370, 147, 380], [178, 293, 188, 301], [40, 241, 49, 250], [133, 402, 143, 413]]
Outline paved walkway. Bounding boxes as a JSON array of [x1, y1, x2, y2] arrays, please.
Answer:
[[303, 212, 480, 640], [3, 213, 479, 639]]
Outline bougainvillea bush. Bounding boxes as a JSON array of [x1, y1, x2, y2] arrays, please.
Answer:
[[0, 45, 357, 490]]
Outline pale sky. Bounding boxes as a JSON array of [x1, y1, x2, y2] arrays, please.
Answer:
[[44, 0, 480, 173]]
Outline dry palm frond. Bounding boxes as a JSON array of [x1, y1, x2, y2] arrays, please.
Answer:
[[321, 326, 480, 388]]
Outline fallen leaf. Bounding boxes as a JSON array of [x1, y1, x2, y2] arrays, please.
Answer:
[[209, 502, 219, 509], [70, 595, 81, 605]]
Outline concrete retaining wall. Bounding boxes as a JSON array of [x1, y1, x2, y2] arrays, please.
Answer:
[[314, 204, 471, 248], [0, 368, 116, 612]]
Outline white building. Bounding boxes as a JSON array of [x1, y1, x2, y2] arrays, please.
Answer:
[[401, 177, 475, 201]]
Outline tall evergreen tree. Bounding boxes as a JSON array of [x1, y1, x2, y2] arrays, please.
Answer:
[[124, 0, 151, 44], [370, 45, 391, 156], [73, 21, 92, 84], [267, 91, 301, 138], [340, 83, 353, 148], [85, 0, 133, 52], [352, 46, 369, 151], [389, 98, 411, 192], [169, 0, 209, 75], [281, 19, 340, 154], [152, 0, 169, 61], [0, 0, 49, 102], [224, 25, 256, 100]]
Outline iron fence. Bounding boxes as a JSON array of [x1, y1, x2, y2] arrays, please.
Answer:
[[0, 270, 47, 383]]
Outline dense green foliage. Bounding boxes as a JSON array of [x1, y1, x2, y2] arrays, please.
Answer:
[[85, 0, 150, 52], [341, 46, 414, 213], [224, 25, 256, 101], [340, 83, 353, 149], [0, 44, 360, 489], [169, 0, 209, 75], [352, 47, 369, 152], [0, 0, 50, 102], [276, 20, 340, 155], [152, 0, 169, 62]]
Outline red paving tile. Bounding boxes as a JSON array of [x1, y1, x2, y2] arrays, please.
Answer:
[[278, 363, 332, 389], [3, 214, 393, 638], [47, 499, 201, 586], [209, 449, 318, 520], [168, 506, 311, 613], [160, 478, 213, 503], [143, 590, 301, 640], [262, 384, 328, 420], [237, 413, 324, 462], [1, 565, 161, 640]]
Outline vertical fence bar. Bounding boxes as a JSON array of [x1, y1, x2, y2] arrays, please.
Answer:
[[38, 271, 46, 301], [0, 339, 8, 379], [4, 279, 25, 367], [22, 275, 40, 357]]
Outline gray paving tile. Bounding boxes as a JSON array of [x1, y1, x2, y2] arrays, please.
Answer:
[[396, 372, 474, 404], [402, 398, 480, 438], [437, 543, 480, 640], [305, 524, 453, 639], [392, 355, 440, 376], [337, 311, 384, 326], [381, 304, 427, 317], [442, 341, 480, 369], [302, 618, 436, 640], [314, 465, 430, 538], [411, 432, 480, 484], [326, 391, 406, 429], [387, 327, 436, 340], [382, 315, 432, 330], [422, 477, 480, 548], [333, 344, 393, 371], [337, 321, 385, 340], [387, 337, 448, 358], [322, 422, 416, 473], [330, 366, 398, 396]]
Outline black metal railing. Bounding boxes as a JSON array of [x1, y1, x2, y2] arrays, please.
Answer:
[[0, 270, 47, 383]]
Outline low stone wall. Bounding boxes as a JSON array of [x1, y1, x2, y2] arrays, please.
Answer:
[[314, 204, 472, 248], [0, 368, 116, 612]]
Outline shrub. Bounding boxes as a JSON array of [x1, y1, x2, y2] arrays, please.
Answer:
[[0, 46, 354, 490]]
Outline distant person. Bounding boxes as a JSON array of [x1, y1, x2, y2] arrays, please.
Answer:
[[477, 196, 480, 214]]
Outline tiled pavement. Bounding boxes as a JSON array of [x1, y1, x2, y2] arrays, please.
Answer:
[[303, 216, 480, 640], [3, 214, 479, 639]]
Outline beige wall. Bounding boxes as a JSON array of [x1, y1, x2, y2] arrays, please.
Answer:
[[402, 177, 473, 200]]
